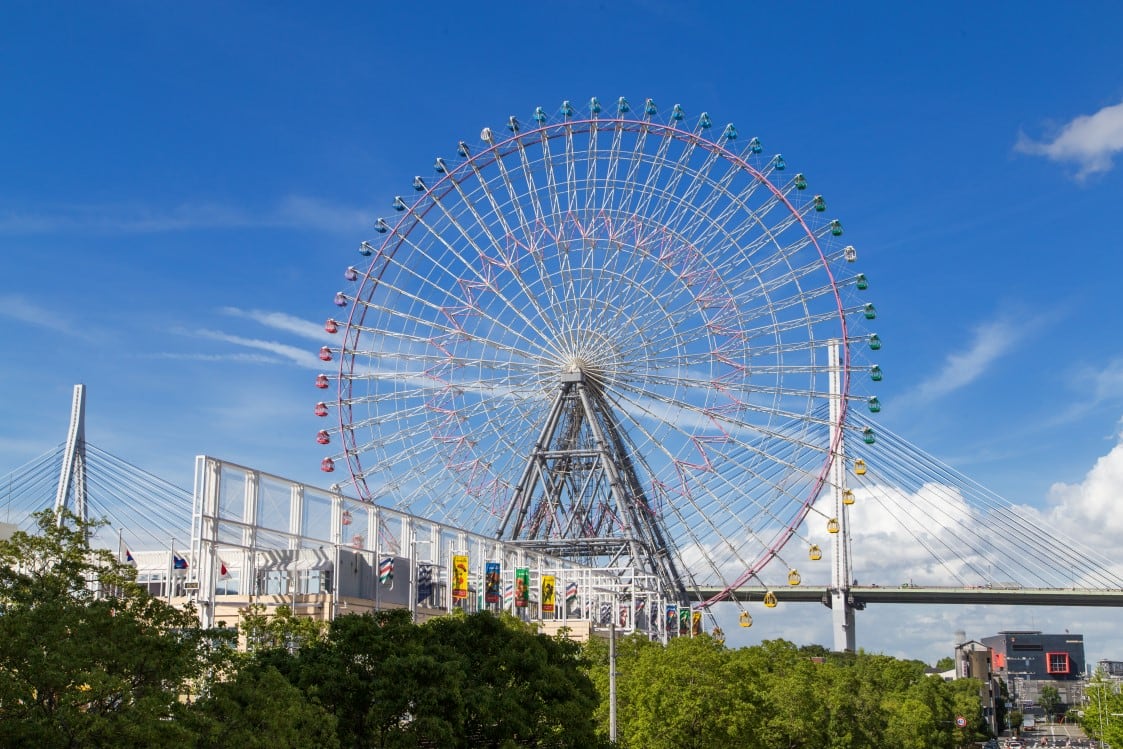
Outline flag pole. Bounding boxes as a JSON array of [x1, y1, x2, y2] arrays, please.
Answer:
[[167, 536, 175, 603]]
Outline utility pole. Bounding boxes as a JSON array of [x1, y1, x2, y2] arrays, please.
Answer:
[[828, 343, 855, 652]]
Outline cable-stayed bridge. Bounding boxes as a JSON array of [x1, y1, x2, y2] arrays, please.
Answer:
[[2, 385, 1120, 651]]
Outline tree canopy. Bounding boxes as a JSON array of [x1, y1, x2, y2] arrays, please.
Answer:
[[0, 511, 994, 748], [583, 633, 986, 749]]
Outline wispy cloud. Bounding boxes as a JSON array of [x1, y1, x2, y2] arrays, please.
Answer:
[[1084, 357, 1123, 402], [910, 317, 1029, 403], [0, 196, 369, 236], [221, 307, 327, 341], [188, 328, 321, 369], [1016, 99, 1123, 179], [138, 351, 285, 365], [0, 293, 74, 333]]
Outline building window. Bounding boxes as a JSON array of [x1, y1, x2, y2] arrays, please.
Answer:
[[1046, 652, 1070, 675]]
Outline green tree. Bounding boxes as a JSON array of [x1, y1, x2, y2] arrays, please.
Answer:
[[1038, 684, 1061, 722], [619, 634, 750, 749], [421, 611, 605, 748], [186, 662, 339, 749], [0, 510, 234, 748], [263, 608, 461, 748], [1080, 670, 1123, 747], [935, 656, 955, 672], [240, 602, 327, 652]]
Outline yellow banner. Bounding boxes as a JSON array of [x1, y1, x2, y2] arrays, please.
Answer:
[[541, 574, 556, 613], [452, 553, 469, 600]]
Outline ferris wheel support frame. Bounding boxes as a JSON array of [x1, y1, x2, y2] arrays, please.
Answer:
[[828, 341, 856, 652], [497, 368, 690, 602]]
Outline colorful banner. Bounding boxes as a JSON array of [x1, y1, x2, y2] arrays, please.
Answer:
[[691, 611, 702, 637], [679, 606, 691, 636], [565, 581, 578, 601], [417, 564, 433, 603], [379, 557, 394, 586], [485, 562, 501, 604], [452, 553, 469, 601], [541, 575, 556, 614], [666, 604, 678, 634], [514, 567, 529, 608]]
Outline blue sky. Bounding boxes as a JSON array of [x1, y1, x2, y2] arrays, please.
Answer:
[[3, 1, 1123, 664]]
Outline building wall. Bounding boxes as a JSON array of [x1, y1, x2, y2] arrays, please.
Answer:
[[1099, 660, 1123, 678]]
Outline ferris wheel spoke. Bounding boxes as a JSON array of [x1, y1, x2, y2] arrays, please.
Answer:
[[607, 378, 833, 460], [628, 127, 679, 224], [582, 112, 601, 216], [447, 162, 564, 335], [600, 387, 818, 589]]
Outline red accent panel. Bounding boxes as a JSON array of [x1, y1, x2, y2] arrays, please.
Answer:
[[1046, 652, 1071, 674]]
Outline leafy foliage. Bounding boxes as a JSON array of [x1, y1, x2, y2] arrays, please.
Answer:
[[585, 635, 986, 749], [0, 510, 231, 748], [1080, 670, 1123, 747], [1038, 683, 1061, 720]]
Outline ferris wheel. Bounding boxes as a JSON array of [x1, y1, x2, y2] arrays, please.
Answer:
[[317, 97, 879, 605]]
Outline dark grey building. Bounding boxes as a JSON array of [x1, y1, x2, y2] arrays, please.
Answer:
[[981, 630, 1086, 710], [982, 630, 1086, 680]]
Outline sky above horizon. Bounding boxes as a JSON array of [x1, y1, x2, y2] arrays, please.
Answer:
[[3, 1, 1123, 666]]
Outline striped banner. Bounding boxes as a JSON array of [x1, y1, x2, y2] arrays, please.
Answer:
[[379, 557, 394, 586]]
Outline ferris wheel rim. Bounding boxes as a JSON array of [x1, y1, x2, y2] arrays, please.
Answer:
[[325, 98, 870, 602]]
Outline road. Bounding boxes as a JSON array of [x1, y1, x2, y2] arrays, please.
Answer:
[[1010, 720, 1093, 747]]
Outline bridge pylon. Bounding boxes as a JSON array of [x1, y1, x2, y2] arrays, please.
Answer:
[[53, 384, 88, 525], [828, 343, 855, 652]]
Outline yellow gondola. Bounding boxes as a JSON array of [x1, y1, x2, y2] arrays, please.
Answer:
[[843, 489, 855, 506], [763, 590, 778, 608], [827, 517, 840, 534], [809, 544, 822, 561], [739, 611, 753, 627], [788, 569, 801, 586], [854, 459, 867, 476]]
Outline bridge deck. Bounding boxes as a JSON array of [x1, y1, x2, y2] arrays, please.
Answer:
[[692, 586, 1123, 607]]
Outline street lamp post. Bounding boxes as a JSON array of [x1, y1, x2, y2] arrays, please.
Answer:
[[609, 620, 617, 744]]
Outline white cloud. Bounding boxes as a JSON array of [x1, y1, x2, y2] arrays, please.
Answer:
[[909, 317, 1027, 402], [1017, 100, 1123, 179], [1044, 425, 1123, 551]]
